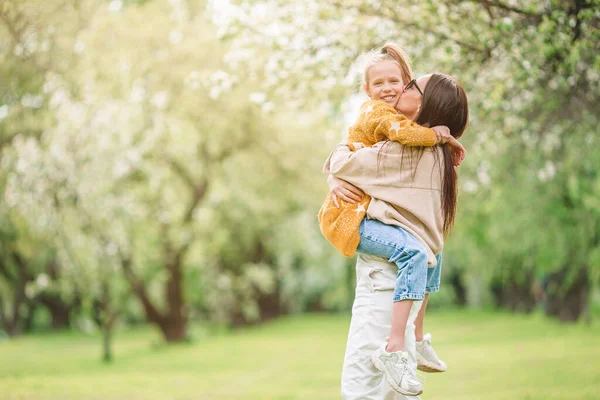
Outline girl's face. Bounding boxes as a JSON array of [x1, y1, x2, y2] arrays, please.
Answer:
[[363, 60, 405, 107], [397, 75, 431, 120]]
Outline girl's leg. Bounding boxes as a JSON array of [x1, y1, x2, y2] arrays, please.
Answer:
[[357, 219, 429, 352], [414, 294, 429, 342], [416, 253, 442, 341], [386, 300, 413, 352]]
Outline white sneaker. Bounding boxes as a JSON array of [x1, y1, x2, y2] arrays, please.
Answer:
[[416, 333, 447, 373], [371, 342, 423, 396]]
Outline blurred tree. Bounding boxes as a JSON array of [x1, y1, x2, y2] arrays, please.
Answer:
[[0, 230, 33, 336], [0, 0, 101, 336], [1, 0, 343, 346], [0, 215, 80, 335], [215, 0, 600, 321]]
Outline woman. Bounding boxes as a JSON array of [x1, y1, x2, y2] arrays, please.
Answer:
[[324, 73, 469, 399]]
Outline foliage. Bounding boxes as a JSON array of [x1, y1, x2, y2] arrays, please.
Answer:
[[0, 0, 344, 338], [214, 0, 600, 315], [1, 0, 600, 341]]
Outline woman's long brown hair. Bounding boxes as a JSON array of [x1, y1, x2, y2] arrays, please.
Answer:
[[415, 73, 469, 236]]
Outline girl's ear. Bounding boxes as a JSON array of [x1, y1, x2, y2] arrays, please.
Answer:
[[363, 83, 371, 97]]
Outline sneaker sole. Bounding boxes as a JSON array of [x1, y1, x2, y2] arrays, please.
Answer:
[[371, 352, 423, 397], [417, 359, 447, 373]]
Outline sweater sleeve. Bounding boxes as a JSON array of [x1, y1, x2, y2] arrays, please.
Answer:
[[358, 100, 437, 146]]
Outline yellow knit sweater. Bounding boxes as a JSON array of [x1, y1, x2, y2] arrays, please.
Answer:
[[318, 100, 438, 257]]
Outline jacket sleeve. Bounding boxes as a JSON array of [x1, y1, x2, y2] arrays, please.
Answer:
[[323, 142, 365, 175], [358, 100, 438, 146], [328, 144, 379, 191]]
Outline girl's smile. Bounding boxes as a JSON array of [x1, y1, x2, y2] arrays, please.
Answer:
[[363, 60, 405, 107]]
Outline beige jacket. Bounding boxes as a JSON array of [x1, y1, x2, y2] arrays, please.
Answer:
[[324, 141, 445, 265], [317, 100, 438, 258]]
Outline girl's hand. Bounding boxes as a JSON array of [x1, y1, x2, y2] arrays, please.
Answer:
[[327, 175, 365, 207], [432, 125, 452, 144], [447, 137, 466, 166], [432, 126, 466, 166]]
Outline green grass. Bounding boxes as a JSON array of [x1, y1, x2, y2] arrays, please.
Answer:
[[1, 309, 599, 400]]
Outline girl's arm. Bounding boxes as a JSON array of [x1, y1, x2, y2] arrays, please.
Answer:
[[357, 100, 438, 146], [356, 100, 466, 165]]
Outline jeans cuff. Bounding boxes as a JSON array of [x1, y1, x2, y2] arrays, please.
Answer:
[[425, 285, 440, 294], [393, 293, 425, 302]]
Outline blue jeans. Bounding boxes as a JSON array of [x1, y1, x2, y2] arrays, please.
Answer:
[[357, 218, 442, 302]]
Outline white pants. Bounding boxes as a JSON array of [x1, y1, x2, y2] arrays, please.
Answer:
[[341, 254, 423, 400]]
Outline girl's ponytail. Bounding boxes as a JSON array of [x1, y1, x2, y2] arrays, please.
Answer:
[[381, 43, 413, 85], [357, 42, 414, 87]]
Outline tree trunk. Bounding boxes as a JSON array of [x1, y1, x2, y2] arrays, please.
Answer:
[[0, 318, 21, 336], [23, 300, 37, 333], [449, 269, 467, 306], [37, 294, 74, 330], [0, 277, 27, 336], [103, 322, 113, 363], [36, 258, 78, 330], [506, 269, 536, 313], [91, 278, 118, 363], [122, 252, 188, 343], [231, 284, 287, 328], [489, 268, 536, 313], [228, 241, 287, 328], [162, 257, 187, 342], [0, 252, 32, 336], [102, 307, 116, 363], [0, 296, 22, 336], [545, 266, 589, 322], [159, 320, 187, 342], [257, 285, 285, 321]]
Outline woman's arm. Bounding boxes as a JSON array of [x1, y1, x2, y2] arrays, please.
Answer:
[[322, 143, 366, 206], [327, 143, 379, 190], [327, 140, 464, 196], [357, 101, 466, 165]]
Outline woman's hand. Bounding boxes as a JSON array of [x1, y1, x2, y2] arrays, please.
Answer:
[[327, 175, 365, 207], [447, 137, 466, 166]]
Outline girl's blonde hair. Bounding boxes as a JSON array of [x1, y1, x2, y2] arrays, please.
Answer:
[[358, 43, 413, 87]]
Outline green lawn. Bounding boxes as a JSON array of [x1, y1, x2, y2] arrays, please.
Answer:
[[1, 310, 599, 400]]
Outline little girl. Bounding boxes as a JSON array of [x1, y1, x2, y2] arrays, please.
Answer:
[[319, 44, 463, 396]]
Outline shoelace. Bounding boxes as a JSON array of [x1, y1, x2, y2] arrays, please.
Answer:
[[399, 357, 427, 385]]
